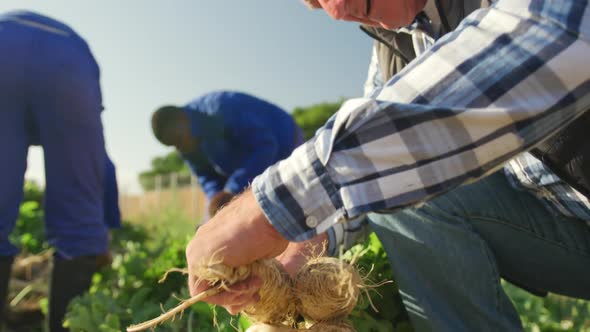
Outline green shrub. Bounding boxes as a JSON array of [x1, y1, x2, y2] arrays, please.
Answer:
[[10, 182, 47, 254], [292, 101, 342, 140], [138, 151, 191, 191]]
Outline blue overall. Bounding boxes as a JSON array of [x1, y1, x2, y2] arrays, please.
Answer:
[[104, 155, 121, 229], [0, 11, 109, 258], [182, 91, 303, 200]]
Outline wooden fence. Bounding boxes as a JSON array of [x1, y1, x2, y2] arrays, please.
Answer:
[[119, 174, 207, 223]]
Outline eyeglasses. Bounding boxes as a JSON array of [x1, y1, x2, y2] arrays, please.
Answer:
[[365, 0, 371, 17]]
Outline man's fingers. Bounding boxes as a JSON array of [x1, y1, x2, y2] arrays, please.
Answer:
[[231, 275, 263, 292], [224, 293, 261, 315], [188, 275, 263, 308], [188, 274, 201, 297], [223, 292, 262, 314]]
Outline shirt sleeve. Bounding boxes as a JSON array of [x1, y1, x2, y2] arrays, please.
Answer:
[[187, 158, 226, 200], [325, 41, 386, 253], [224, 122, 279, 194], [252, 2, 590, 242], [363, 42, 385, 98]]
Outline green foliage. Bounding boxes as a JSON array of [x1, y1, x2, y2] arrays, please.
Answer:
[[13, 182, 589, 332], [22, 181, 44, 204], [138, 151, 191, 191], [64, 221, 590, 332], [504, 282, 590, 332], [65, 216, 242, 332], [149, 151, 188, 174], [139, 200, 197, 239], [344, 233, 412, 332], [9, 182, 47, 254], [292, 101, 343, 140]]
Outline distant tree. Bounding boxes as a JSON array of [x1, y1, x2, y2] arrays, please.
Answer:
[[138, 151, 190, 191], [292, 100, 343, 140], [148, 151, 188, 174]]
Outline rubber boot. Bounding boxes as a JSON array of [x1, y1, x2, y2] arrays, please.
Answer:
[[0, 256, 13, 330], [48, 255, 100, 332]]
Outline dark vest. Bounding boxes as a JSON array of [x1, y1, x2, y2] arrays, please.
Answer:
[[361, 0, 590, 198]]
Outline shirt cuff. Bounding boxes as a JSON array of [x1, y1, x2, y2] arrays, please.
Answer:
[[251, 139, 347, 242]]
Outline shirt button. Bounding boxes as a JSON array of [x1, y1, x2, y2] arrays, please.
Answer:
[[305, 216, 318, 228]]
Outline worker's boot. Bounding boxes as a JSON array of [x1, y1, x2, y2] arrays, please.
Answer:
[[0, 256, 14, 329], [48, 255, 103, 332]]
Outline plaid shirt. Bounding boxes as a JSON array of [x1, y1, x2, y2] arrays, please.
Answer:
[[252, 1, 590, 244], [504, 153, 590, 222]]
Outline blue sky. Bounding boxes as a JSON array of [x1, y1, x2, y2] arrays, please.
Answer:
[[0, 1, 373, 193]]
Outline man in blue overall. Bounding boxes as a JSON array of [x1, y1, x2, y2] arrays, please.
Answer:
[[0, 11, 114, 331], [151, 91, 303, 218]]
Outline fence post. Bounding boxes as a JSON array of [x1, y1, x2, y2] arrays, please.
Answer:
[[155, 174, 162, 213], [190, 175, 196, 224], [171, 172, 178, 191]]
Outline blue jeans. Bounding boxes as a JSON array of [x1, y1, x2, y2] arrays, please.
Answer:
[[368, 171, 590, 332]]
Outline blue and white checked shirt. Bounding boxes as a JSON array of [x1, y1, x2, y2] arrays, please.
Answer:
[[252, 1, 590, 244], [504, 154, 590, 221]]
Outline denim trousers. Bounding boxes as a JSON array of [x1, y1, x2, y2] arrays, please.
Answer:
[[368, 171, 590, 332]]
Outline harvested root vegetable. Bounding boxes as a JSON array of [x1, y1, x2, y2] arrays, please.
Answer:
[[246, 322, 356, 332], [309, 322, 356, 332], [294, 257, 363, 322], [126, 258, 296, 331], [246, 323, 299, 332], [241, 260, 297, 325]]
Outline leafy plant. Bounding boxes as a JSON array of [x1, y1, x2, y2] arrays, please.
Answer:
[[9, 182, 47, 254], [505, 282, 590, 332], [65, 218, 244, 332], [291, 101, 342, 140], [138, 151, 191, 191], [12, 175, 590, 331], [345, 233, 412, 332]]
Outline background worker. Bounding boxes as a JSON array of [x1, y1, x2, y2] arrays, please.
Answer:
[[0, 10, 115, 331], [151, 90, 304, 218]]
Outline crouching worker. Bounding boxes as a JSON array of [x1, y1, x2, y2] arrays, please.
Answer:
[[151, 91, 303, 218]]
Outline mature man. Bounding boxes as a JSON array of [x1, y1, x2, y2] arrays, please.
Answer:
[[151, 91, 304, 217], [185, 1, 590, 331], [0, 10, 115, 331]]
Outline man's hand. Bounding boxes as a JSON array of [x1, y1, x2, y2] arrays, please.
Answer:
[[276, 233, 328, 277], [186, 190, 289, 314], [208, 191, 235, 216]]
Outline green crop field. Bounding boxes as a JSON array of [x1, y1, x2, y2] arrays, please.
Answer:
[[5, 183, 590, 332]]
